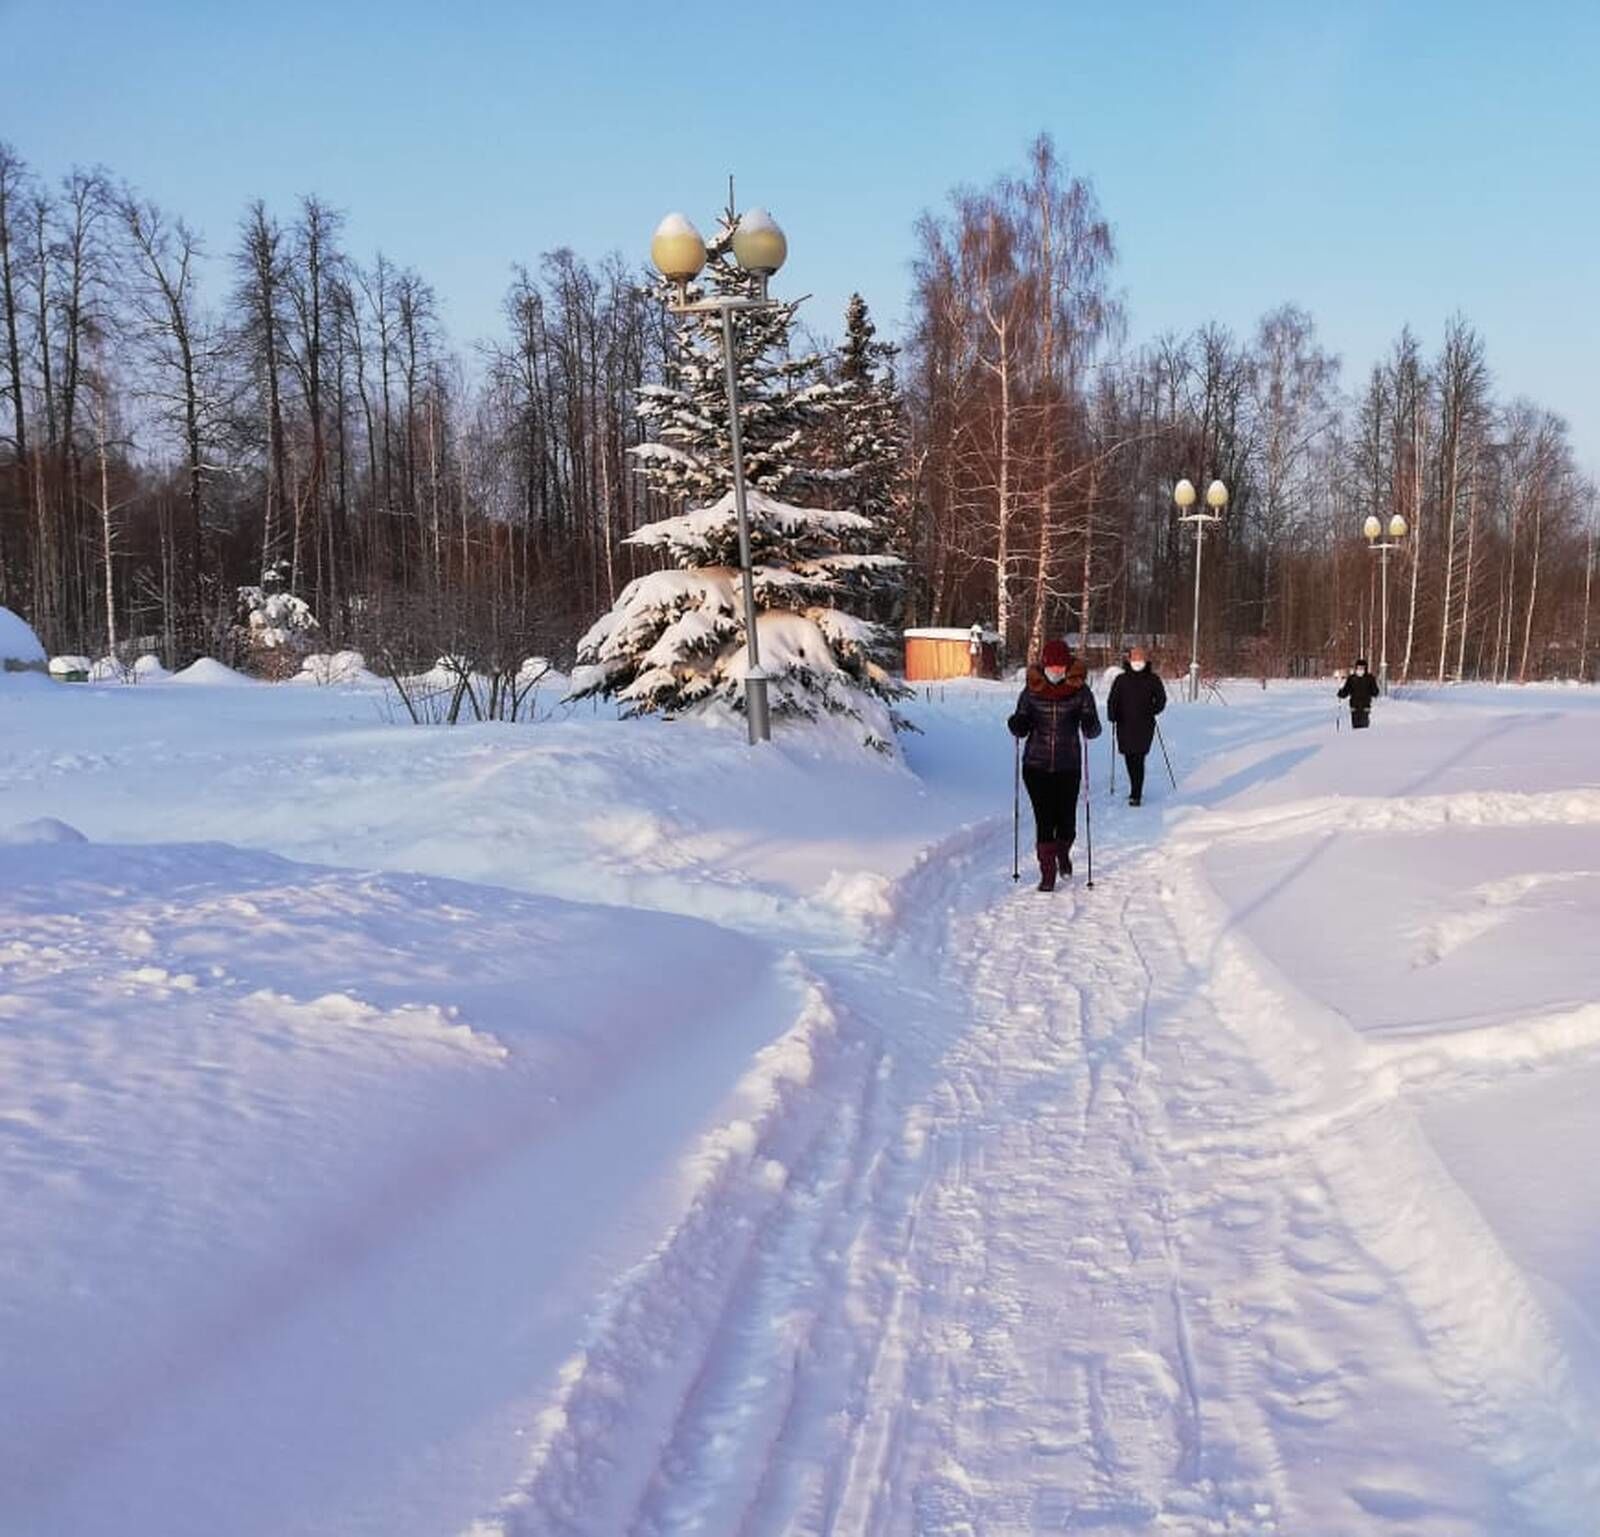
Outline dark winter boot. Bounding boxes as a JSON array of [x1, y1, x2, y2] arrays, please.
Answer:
[[1036, 841, 1057, 892], [1057, 840, 1073, 878]]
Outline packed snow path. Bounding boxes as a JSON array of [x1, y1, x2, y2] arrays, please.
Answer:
[[487, 797, 1600, 1534]]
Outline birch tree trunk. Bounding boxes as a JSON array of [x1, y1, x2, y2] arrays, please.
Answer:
[[1498, 493, 1518, 683], [1400, 398, 1424, 680], [1077, 462, 1098, 652], [1027, 165, 1057, 660], [991, 312, 1013, 647], [1455, 447, 1479, 680], [1580, 518, 1595, 682], [90, 367, 118, 658], [1436, 423, 1460, 682], [1517, 489, 1543, 682]]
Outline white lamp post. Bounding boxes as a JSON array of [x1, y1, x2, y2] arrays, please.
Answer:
[[650, 207, 789, 745], [1363, 511, 1408, 695], [1175, 477, 1228, 701]]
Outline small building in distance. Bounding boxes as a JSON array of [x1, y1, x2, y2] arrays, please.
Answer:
[[904, 625, 1001, 681]]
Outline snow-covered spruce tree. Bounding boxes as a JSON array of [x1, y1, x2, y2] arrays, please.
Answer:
[[572, 212, 909, 751], [235, 562, 319, 677], [571, 488, 907, 748], [832, 293, 908, 625], [836, 292, 906, 526]]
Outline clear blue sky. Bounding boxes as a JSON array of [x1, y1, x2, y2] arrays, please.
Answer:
[[6, 0, 1596, 476]]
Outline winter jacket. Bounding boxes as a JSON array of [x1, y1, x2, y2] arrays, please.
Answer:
[[1106, 665, 1166, 756], [1338, 671, 1380, 712], [1008, 661, 1102, 773]]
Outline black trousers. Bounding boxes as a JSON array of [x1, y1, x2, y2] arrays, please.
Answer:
[[1122, 751, 1147, 798], [1023, 766, 1080, 848], [1351, 708, 1371, 729]]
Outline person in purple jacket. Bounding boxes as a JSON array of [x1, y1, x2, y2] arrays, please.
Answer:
[[1007, 638, 1103, 891]]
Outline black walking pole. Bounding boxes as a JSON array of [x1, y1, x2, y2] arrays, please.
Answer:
[[1109, 723, 1117, 796], [1082, 740, 1095, 890], [1154, 718, 1178, 791], [1012, 735, 1022, 882]]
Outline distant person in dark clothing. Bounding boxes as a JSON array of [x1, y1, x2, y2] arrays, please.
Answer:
[[1008, 638, 1102, 891], [1107, 645, 1167, 806], [1338, 659, 1380, 728]]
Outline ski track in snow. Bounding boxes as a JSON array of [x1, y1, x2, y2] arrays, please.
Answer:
[[479, 778, 1600, 1536]]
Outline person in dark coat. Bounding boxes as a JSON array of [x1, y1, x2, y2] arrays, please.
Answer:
[[1338, 659, 1380, 728], [1106, 645, 1166, 806], [1007, 638, 1102, 891]]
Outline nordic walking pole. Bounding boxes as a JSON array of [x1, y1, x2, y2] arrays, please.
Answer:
[[1154, 717, 1178, 791], [1082, 737, 1095, 890], [1109, 723, 1117, 796], [1011, 734, 1022, 882]]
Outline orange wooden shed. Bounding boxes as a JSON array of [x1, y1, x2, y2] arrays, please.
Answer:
[[904, 626, 1000, 681]]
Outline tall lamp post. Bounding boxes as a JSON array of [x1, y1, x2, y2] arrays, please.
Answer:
[[1175, 477, 1229, 702], [650, 208, 788, 745], [1363, 512, 1408, 695]]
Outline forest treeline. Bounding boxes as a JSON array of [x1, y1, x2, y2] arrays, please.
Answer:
[[0, 133, 1594, 683]]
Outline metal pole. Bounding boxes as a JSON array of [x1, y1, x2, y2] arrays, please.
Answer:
[[720, 303, 770, 743], [1154, 717, 1178, 789], [1188, 521, 1204, 703], [1081, 747, 1094, 890], [1378, 544, 1391, 697], [1012, 735, 1022, 882]]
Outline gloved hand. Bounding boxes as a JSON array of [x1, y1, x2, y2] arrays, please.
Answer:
[[1007, 713, 1029, 738]]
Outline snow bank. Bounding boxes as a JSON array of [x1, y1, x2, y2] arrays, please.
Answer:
[[0, 836, 801, 1537], [171, 657, 256, 686], [0, 603, 46, 669], [0, 816, 88, 845]]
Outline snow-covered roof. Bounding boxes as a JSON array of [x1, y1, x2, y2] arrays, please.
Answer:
[[904, 628, 999, 642]]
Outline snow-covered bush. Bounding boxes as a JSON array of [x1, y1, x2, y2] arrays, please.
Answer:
[[235, 566, 319, 678], [379, 652, 556, 725], [89, 655, 135, 683], [296, 650, 374, 687]]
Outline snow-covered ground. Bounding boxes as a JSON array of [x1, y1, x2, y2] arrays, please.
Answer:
[[2, 668, 1597, 1535]]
